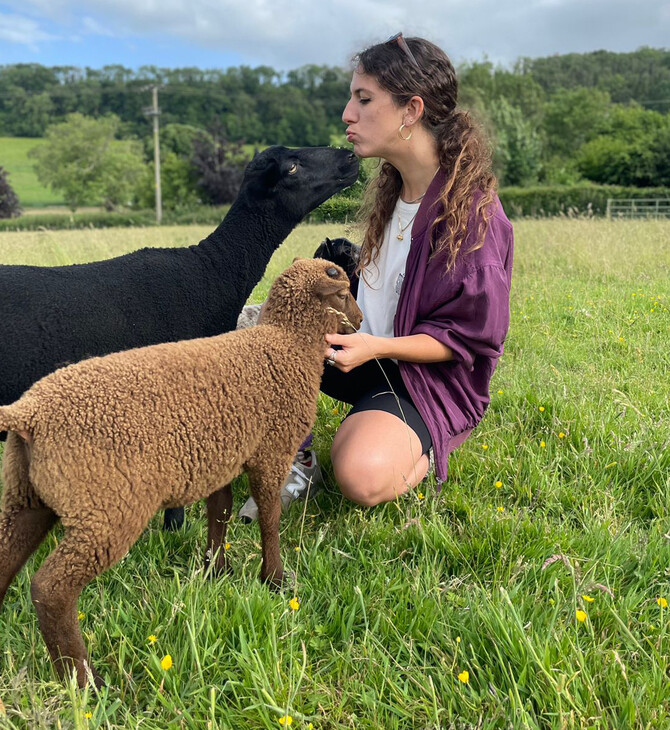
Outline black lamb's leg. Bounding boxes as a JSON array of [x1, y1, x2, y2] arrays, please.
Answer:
[[163, 507, 185, 531]]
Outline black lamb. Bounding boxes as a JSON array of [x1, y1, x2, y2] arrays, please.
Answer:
[[0, 145, 358, 530]]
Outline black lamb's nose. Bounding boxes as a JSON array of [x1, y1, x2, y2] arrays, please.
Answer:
[[347, 152, 357, 163]]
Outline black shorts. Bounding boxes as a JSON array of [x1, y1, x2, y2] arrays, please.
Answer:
[[320, 358, 432, 455]]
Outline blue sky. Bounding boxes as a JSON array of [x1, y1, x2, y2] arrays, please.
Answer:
[[1, 0, 668, 72]]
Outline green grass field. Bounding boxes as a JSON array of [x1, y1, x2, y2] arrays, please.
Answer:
[[0, 137, 65, 208], [0, 219, 668, 729]]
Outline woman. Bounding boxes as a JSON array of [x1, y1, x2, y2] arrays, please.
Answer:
[[240, 34, 513, 519]]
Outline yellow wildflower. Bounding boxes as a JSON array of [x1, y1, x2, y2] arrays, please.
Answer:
[[496, 506, 505, 513], [540, 441, 546, 448], [148, 634, 157, 643], [576, 610, 587, 623], [278, 717, 293, 726], [77, 612, 85, 621], [457, 670, 469, 684], [161, 654, 173, 671], [495, 480, 502, 488], [224, 542, 231, 550], [84, 712, 92, 719], [539, 406, 545, 412], [497, 389, 503, 394], [482, 444, 489, 450], [582, 595, 595, 603], [456, 636, 461, 643], [294, 546, 301, 552], [417, 491, 425, 500], [657, 597, 668, 609], [289, 597, 300, 611], [558, 432, 565, 439]]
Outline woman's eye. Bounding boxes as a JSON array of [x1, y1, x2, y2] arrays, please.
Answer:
[[288, 163, 298, 174], [360, 98, 371, 105]]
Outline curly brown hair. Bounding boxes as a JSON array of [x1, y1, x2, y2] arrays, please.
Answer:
[[355, 37, 497, 273]]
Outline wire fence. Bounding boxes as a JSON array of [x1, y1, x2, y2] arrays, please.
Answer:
[[606, 198, 670, 219]]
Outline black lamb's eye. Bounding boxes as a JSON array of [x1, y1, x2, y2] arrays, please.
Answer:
[[288, 162, 298, 175]]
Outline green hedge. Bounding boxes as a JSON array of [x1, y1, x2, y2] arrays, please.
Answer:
[[498, 184, 670, 218], [0, 206, 231, 232], [306, 195, 361, 223], [3, 184, 670, 232]]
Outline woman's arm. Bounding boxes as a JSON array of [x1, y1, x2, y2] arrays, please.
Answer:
[[325, 332, 453, 372]]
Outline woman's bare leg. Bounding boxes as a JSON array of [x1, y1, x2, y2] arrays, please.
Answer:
[[330, 410, 430, 506]]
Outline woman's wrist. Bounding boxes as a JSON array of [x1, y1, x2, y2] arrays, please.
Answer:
[[370, 335, 391, 360]]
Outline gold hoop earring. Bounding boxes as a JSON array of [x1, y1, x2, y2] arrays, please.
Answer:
[[398, 123, 412, 141]]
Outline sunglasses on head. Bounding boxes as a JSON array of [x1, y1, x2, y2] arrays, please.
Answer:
[[385, 32, 421, 70]]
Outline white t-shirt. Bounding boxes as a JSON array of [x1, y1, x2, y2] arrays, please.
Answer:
[[356, 197, 420, 339]]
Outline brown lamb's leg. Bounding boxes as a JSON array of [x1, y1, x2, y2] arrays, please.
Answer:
[[247, 457, 293, 589], [204, 483, 233, 576], [0, 432, 58, 607], [0, 506, 58, 607], [30, 513, 149, 688]]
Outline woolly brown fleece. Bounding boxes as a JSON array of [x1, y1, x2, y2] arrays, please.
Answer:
[[0, 258, 362, 688]]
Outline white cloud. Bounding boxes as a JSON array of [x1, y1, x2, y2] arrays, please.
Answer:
[[0, 12, 59, 50], [3, 0, 669, 68], [81, 16, 117, 37]]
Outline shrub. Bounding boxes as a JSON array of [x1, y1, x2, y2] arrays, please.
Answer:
[[0, 166, 21, 219], [190, 125, 251, 205]]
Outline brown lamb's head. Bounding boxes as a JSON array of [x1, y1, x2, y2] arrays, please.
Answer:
[[260, 258, 363, 336]]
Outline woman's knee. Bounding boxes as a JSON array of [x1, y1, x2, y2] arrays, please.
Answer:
[[332, 452, 404, 507]]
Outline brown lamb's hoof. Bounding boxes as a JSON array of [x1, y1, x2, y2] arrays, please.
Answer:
[[262, 569, 295, 592], [203, 548, 232, 579], [71, 662, 105, 690]]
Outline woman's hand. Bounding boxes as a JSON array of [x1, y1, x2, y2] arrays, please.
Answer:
[[324, 332, 381, 372], [325, 332, 454, 370]]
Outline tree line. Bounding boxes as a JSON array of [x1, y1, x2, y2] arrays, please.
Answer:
[[1, 47, 669, 214]]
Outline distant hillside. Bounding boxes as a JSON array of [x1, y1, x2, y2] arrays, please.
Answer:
[[0, 137, 64, 207], [521, 47, 670, 109]]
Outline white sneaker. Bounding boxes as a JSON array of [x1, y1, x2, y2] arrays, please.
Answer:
[[238, 449, 323, 523]]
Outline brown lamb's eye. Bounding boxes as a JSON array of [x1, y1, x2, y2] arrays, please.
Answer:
[[288, 162, 298, 175]]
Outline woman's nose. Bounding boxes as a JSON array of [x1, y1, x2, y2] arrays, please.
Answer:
[[342, 99, 356, 124]]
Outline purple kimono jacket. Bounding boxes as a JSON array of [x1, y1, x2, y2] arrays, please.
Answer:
[[394, 171, 514, 482]]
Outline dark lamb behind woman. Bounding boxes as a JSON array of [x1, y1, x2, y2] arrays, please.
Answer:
[[0, 146, 358, 530], [236, 236, 361, 329]]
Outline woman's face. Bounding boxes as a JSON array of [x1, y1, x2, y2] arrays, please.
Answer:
[[342, 69, 405, 160]]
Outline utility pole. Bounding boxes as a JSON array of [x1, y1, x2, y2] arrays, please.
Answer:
[[143, 86, 162, 224]]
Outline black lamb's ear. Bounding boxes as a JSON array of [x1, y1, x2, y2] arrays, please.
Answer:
[[258, 157, 281, 189]]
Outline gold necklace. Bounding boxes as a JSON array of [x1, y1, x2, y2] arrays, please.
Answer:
[[401, 191, 425, 204], [400, 166, 441, 205], [397, 209, 419, 240]]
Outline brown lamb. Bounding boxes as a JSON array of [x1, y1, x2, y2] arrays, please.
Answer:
[[0, 258, 363, 688]]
